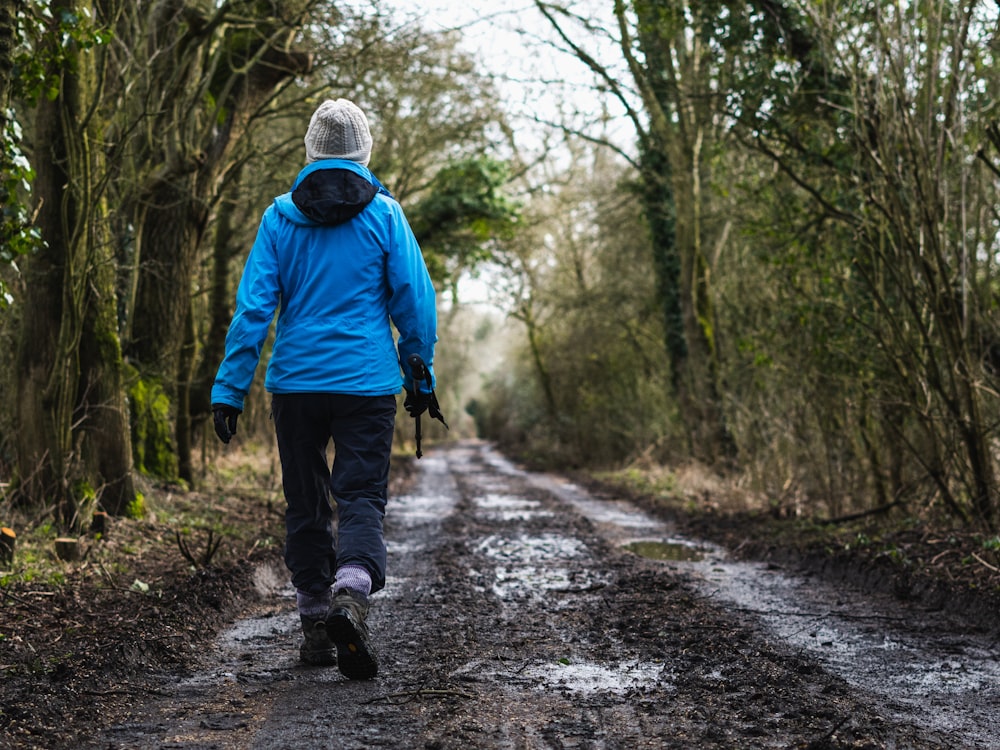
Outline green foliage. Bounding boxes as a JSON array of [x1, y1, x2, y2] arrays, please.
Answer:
[[68, 479, 98, 531], [0, 112, 39, 308], [716, 167, 884, 515], [0, 521, 59, 586], [1, 2, 115, 303], [409, 157, 520, 286], [125, 491, 145, 520], [12, 2, 114, 106], [72, 480, 95, 504], [0, 3, 59, 306]]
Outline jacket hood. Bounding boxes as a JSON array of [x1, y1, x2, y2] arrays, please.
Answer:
[[275, 160, 380, 227]]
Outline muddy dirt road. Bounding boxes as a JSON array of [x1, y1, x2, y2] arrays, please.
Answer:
[[98, 441, 998, 749]]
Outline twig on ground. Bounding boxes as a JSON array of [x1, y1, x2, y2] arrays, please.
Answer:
[[970, 552, 1000, 573], [97, 561, 118, 587], [495, 651, 532, 674], [930, 549, 957, 565], [1, 590, 55, 606], [175, 529, 223, 568]]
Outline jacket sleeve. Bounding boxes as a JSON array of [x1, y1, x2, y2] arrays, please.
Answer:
[[385, 202, 438, 392], [211, 208, 282, 408]]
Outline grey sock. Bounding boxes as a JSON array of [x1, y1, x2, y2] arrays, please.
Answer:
[[334, 564, 372, 598], [296, 587, 332, 618]]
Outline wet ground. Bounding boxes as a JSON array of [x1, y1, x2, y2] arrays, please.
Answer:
[[96, 441, 998, 749]]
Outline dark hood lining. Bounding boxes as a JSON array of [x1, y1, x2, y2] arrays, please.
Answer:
[[292, 168, 379, 226]]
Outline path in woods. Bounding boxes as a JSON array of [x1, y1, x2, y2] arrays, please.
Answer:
[[98, 441, 999, 749]]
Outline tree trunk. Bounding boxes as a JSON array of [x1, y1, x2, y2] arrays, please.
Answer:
[[17, 22, 78, 514], [127, 190, 208, 384], [638, 144, 690, 449], [15, 0, 135, 523], [75, 206, 138, 516], [632, 0, 736, 464], [176, 298, 197, 485]]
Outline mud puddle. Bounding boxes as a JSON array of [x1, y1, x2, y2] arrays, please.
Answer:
[[478, 446, 1000, 747], [701, 558, 1000, 741]]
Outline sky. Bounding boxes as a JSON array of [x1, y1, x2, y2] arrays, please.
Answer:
[[383, 0, 634, 151]]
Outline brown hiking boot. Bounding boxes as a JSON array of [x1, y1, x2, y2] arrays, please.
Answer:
[[299, 615, 337, 667], [326, 589, 378, 680]]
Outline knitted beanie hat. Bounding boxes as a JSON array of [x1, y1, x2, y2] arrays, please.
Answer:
[[304, 99, 373, 165]]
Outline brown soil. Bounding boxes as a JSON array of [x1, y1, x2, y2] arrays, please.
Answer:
[[0, 444, 997, 748], [0, 446, 298, 749]]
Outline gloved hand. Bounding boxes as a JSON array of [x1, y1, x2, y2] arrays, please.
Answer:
[[403, 389, 430, 418], [212, 403, 241, 444], [405, 389, 447, 426]]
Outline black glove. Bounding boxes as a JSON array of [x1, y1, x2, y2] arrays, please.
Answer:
[[212, 403, 241, 444], [403, 389, 430, 418], [405, 389, 448, 427]]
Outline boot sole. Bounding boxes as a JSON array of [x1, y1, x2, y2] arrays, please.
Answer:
[[327, 607, 378, 680]]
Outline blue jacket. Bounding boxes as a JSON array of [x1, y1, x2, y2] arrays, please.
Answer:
[[211, 160, 437, 410]]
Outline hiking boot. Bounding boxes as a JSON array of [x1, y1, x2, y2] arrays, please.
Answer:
[[299, 614, 337, 667], [326, 589, 378, 680]]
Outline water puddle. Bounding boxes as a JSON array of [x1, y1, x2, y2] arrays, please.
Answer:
[[623, 539, 706, 562], [517, 659, 667, 695], [387, 456, 457, 527], [473, 493, 553, 522], [487, 565, 592, 599], [472, 533, 607, 600], [180, 608, 298, 690], [389, 493, 450, 523], [475, 533, 588, 562], [452, 656, 667, 696]]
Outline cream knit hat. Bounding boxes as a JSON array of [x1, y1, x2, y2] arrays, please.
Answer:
[[303, 99, 373, 165]]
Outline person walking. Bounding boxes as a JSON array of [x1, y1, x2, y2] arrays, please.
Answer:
[[210, 98, 438, 680]]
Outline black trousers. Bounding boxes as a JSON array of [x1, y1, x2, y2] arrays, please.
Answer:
[[271, 393, 396, 597]]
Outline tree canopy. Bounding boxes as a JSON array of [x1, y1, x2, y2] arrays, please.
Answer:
[[3, 0, 1000, 535]]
